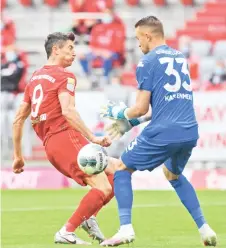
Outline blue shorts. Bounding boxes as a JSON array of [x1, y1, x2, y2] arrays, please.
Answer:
[[121, 135, 197, 175]]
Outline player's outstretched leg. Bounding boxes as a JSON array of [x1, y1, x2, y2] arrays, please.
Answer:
[[55, 172, 112, 244], [163, 166, 217, 247], [101, 169, 135, 247], [81, 174, 115, 242]]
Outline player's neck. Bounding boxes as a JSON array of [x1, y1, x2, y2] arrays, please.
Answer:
[[46, 57, 63, 67], [149, 39, 166, 51]]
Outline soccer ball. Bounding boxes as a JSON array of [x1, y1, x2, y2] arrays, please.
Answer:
[[77, 144, 108, 175]]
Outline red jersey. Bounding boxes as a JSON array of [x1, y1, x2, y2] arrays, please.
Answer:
[[23, 65, 77, 145]]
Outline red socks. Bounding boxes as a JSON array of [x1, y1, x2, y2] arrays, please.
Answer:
[[94, 174, 115, 217], [65, 188, 105, 232]]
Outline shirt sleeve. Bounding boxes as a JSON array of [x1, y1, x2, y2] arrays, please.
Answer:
[[58, 74, 77, 97], [136, 60, 154, 92], [23, 84, 31, 103]]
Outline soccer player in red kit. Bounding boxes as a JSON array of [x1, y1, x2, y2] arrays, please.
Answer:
[[12, 32, 118, 245]]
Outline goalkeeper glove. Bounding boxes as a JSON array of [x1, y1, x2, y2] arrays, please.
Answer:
[[104, 118, 143, 140], [100, 101, 128, 120]]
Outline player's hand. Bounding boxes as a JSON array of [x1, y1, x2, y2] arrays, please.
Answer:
[[104, 119, 132, 140], [91, 136, 112, 147], [104, 118, 141, 140], [100, 101, 128, 120], [12, 157, 25, 174]]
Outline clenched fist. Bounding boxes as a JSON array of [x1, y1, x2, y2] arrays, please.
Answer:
[[12, 157, 25, 174], [91, 136, 112, 147]]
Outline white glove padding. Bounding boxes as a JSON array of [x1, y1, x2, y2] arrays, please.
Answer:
[[100, 101, 128, 120], [104, 119, 132, 140]]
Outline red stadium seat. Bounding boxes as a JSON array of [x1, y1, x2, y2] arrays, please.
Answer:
[[19, 0, 32, 7], [193, 17, 226, 25], [203, 82, 226, 91], [177, 25, 226, 41], [204, 32, 226, 42], [197, 8, 226, 17], [121, 71, 137, 87], [153, 0, 166, 6], [171, 0, 226, 89], [186, 22, 226, 29], [166, 38, 178, 49], [44, 0, 60, 7], [69, 0, 114, 12], [125, 0, 140, 6], [177, 29, 207, 39], [205, 1, 226, 10], [180, 0, 193, 6]]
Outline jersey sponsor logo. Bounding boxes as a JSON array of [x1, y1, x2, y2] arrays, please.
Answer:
[[156, 49, 182, 56], [31, 74, 56, 83], [137, 61, 144, 67], [67, 77, 75, 92]]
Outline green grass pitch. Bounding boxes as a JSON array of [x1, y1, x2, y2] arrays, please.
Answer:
[[1, 189, 226, 248]]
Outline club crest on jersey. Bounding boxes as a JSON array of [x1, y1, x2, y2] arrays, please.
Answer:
[[67, 77, 75, 92]]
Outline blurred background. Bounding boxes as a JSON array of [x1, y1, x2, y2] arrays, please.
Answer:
[[1, 0, 226, 190]]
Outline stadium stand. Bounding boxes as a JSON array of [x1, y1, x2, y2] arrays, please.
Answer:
[[1, 0, 226, 161]]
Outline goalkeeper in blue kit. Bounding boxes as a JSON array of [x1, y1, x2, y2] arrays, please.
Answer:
[[100, 16, 217, 247]]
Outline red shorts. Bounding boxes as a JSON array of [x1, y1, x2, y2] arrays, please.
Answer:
[[45, 129, 90, 186]]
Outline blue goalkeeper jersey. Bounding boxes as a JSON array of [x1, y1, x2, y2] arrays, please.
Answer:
[[136, 44, 199, 143]]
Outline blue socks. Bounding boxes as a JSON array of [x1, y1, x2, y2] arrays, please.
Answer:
[[170, 174, 206, 228], [114, 171, 206, 228], [114, 171, 133, 225]]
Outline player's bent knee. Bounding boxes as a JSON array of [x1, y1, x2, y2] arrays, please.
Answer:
[[118, 160, 130, 171], [85, 172, 112, 197], [97, 182, 112, 197], [105, 157, 128, 174], [105, 157, 120, 174], [163, 165, 179, 181], [112, 158, 131, 172]]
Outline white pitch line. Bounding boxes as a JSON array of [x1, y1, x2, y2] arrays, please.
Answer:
[[1, 202, 226, 212]]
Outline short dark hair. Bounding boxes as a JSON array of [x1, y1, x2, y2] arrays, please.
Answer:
[[44, 32, 75, 59], [135, 16, 164, 37]]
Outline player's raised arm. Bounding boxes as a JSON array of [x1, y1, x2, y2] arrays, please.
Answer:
[[124, 58, 154, 119], [124, 90, 150, 119], [101, 60, 152, 121], [59, 91, 111, 147], [12, 101, 31, 173]]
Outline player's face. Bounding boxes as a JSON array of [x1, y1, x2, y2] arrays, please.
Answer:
[[57, 40, 76, 67], [135, 27, 150, 54]]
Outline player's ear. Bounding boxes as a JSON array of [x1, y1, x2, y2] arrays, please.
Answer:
[[145, 33, 152, 41], [52, 45, 58, 55]]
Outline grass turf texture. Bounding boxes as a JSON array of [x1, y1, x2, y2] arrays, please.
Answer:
[[1, 190, 226, 248]]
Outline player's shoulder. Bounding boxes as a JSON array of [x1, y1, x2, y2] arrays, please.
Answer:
[[56, 67, 76, 80], [137, 53, 156, 70], [30, 66, 46, 78], [27, 68, 42, 86]]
